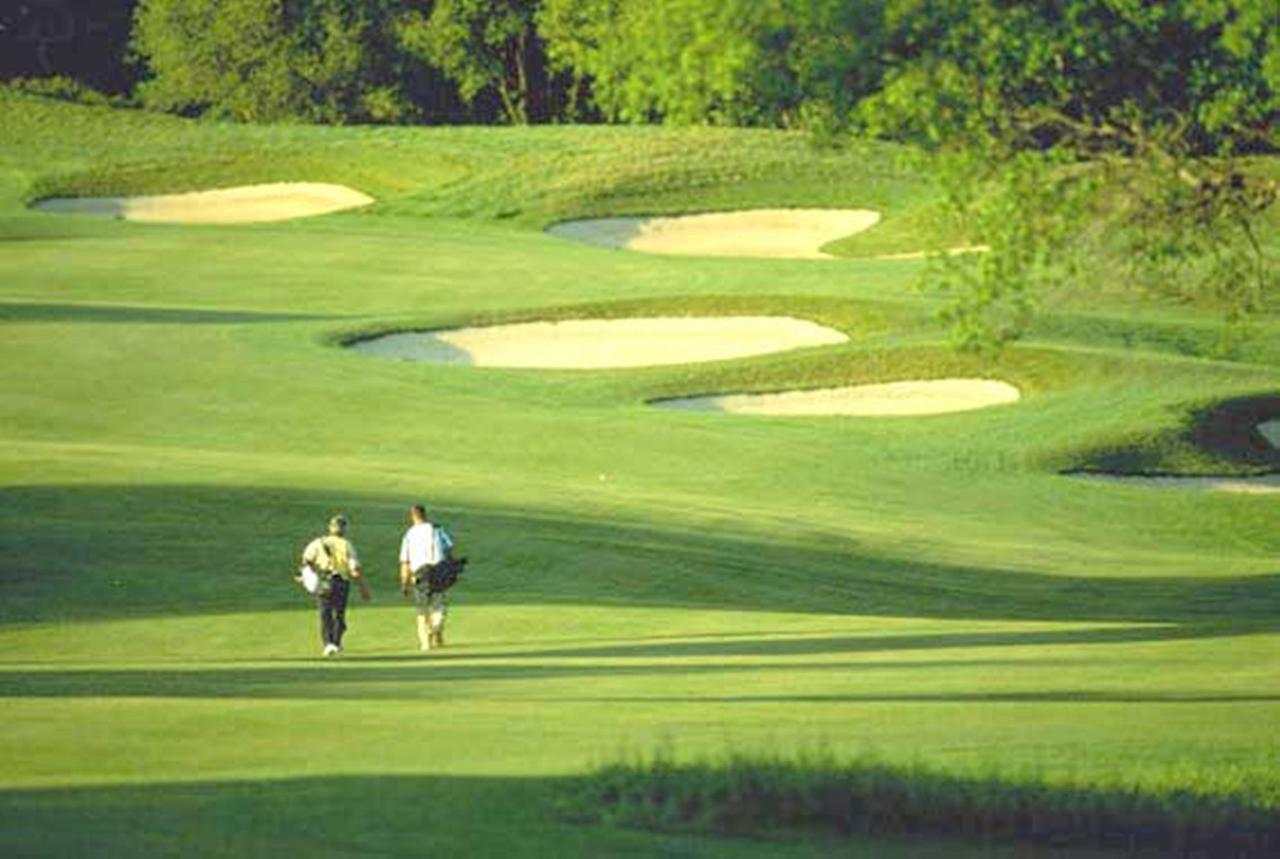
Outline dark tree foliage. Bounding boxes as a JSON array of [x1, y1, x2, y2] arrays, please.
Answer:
[[858, 0, 1277, 154], [538, 0, 888, 132], [0, 0, 139, 94], [396, 0, 571, 125], [12, 0, 1276, 149], [126, 0, 574, 124]]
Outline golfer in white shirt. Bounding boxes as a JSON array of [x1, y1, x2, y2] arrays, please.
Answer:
[[399, 504, 453, 651]]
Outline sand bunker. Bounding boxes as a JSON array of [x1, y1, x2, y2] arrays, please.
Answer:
[[654, 379, 1020, 416], [547, 209, 881, 259], [32, 182, 374, 224], [350, 316, 848, 369], [1258, 420, 1280, 447]]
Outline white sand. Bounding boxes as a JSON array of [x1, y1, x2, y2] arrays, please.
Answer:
[[33, 182, 374, 224], [654, 379, 1020, 416], [547, 209, 881, 259], [350, 316, 848, 369], [1071, 473, 1280, 495], [1258, 420, 1280, 447]]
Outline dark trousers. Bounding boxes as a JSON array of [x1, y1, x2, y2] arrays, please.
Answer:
[[318, 576, 350, 646]]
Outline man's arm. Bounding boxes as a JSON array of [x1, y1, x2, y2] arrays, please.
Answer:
[[346, 542, 371, 601], [351, 562, 372, 601], [398, 532, 413, 596]]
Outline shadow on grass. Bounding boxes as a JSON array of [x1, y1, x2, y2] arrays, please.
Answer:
[[2, 483, 1278, 634], [0, 774, 614, 859], [0, 301, 326, 325], [1, 661, 1275, 704], [459, 621, 1276, 662], [554, 692, 1280, 706], [0, 216, 125, 243], [0, 773, 1060, 859], [0, 658, 1002, 700], [1069, 392, 1280, 476], [575, 757, 1280, 858]]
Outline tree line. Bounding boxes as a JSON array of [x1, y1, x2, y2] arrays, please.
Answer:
[[7, 0, 1275, 153]]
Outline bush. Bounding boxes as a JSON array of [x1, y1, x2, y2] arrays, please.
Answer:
[[3, 76, 131, 109]]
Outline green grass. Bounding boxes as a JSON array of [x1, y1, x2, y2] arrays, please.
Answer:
[[1, 91, 1279, 856]]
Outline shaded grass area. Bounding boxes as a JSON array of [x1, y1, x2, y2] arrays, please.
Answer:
[[4, 482, 1280, 627], [571, 755, 1280, 857], [0, 775, 753, 859], [4, 639, 1280, 700], [1069, 394, 1280, 477], [0, 301, 326, 326], [0, 774, 1099, 859]]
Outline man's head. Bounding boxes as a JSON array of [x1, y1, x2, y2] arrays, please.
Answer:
[[328, 514, 349, 536], [409, 504, 427, 524]]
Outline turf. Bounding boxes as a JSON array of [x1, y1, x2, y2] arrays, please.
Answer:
[[1, 91, 1278, 856]]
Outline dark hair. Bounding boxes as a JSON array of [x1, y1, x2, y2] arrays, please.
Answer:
[[411, 504, 427, 519]]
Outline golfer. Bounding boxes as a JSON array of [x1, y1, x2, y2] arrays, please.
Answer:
[[301, 514, 371, 656], [399, 504, 454, 651]]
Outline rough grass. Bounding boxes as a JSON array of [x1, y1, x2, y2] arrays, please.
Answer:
[[571, 754, 1280, 856]]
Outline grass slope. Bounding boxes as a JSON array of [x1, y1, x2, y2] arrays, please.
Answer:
[[1, 92, 1278, 856]]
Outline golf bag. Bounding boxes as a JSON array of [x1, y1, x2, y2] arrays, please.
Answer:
[[296, 537, 335, 596], [296, 563, 331, 596], [414, 556, 468, 597]]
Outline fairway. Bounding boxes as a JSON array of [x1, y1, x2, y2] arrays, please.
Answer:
[[2, 91, 1279, 857]]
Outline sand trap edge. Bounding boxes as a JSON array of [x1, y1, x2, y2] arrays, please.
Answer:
[[652, 379, 1021, 417], [32, 182, 375, 224], [1067, 472, 1280, 494], [347, 316, 850, 369], [1258, 419, 1280, 448], [547, 209, 882, 260]]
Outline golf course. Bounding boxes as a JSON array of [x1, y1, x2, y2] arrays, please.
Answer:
[[2, 84, 1279, 857]]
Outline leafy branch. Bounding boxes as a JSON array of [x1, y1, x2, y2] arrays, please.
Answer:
[[923, 102, 1277, 357]]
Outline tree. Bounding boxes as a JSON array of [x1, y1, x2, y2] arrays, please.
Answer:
[[395, 0, 553, 125], [887, 1, 1280, 354], [538, 0, 887, 129], [856, 0, 1278, 152], [131, 0, 420, 123], [133, 0, 297, 121], [287, 0, 422, 124]]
